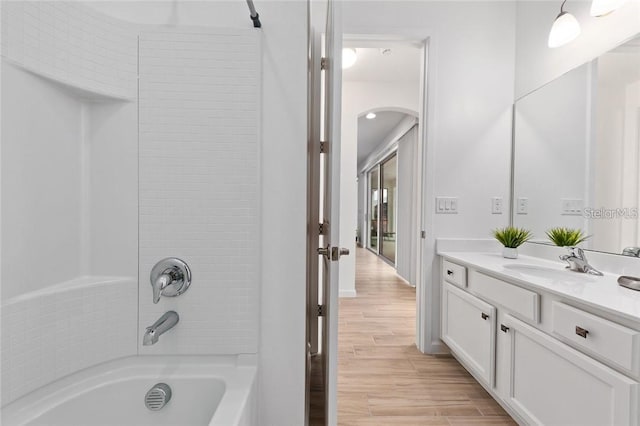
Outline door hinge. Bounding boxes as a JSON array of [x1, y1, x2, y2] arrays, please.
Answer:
[[320, 57, 328, 70], [319, 141, 328, 154], [319, 223, 325, 235], [317, 304, 326, 316], [421, 230, 426, 239]]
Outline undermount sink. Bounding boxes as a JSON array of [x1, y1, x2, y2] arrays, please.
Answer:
[[502, 263, 597, 282]]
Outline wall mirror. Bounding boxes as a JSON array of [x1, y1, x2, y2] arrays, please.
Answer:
[[512, 35, 640, 256]]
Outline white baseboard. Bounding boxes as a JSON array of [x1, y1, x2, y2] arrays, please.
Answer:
[[339, 289, 357, 298], [418, 339, 449, 355]]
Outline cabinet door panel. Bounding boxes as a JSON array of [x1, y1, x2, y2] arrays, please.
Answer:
[[502, 314, 639, 426], [442, 282, 496, 387]]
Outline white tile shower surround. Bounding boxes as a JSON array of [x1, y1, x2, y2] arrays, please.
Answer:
[[1, 1, 137, 99], [138, 29, 261, 355], [1, 277, 137, 406]]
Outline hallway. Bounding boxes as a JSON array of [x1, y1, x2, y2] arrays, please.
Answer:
[[337, 248, 516, 425]]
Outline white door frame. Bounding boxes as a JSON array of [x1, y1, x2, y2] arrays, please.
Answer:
[[335, 29, 444, 355]]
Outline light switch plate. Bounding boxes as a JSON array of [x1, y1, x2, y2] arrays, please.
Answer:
[[436, 197, 458, 214], [491, 197, 503, 214], [561, 199, 583, 216]]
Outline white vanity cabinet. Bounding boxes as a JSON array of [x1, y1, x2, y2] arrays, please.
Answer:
[[440, 257, 640, 426], [501, 314, 639, 426], [442, 282, 496, 387]]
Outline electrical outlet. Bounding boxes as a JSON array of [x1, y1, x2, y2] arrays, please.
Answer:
[[436, 197, 458, 214], [517, 197, 528, 215], [491, 197, 503, 214]]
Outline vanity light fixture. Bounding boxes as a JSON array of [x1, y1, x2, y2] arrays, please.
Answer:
[[342, 48, 357, 69], [590, 0, 627, 16], [366, 112, 376, 119], [548, 0, 581, 48]]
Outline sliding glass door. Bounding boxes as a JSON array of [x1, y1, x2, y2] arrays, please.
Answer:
[[366, 153, 397, 264], [368, 168, 379, 252], [380, 155, 397, 263]]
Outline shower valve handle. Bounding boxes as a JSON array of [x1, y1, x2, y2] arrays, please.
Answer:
[[150, 258, 192, 304]]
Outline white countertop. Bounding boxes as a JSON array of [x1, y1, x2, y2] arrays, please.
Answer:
[[439, 251, 640, 323]]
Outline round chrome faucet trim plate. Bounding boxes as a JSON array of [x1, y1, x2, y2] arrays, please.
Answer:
[[150, 257, 192, 299]]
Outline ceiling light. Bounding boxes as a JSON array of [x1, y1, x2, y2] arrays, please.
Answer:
[[366, 112, 376, 119], [548, 0, 581, 48], [590, 0, 627, 16], [342, 48, 357, 69]]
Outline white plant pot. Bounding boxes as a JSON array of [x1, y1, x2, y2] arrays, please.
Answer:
[[502, 247, 518, 259]]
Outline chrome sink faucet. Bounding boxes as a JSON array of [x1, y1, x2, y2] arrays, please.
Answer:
[[559, 247, 603, 276], [143, 311, 179, 345]]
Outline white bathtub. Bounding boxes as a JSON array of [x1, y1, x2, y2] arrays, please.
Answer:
[[1, 356, 257, 426]]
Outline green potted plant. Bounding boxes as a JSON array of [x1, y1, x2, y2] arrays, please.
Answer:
[[546, 227, 590, 247], [492, 226, 533, 259]]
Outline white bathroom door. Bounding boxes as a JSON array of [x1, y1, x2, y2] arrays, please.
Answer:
[[320, 1, 344, 425], [306, 1, 344, 425]]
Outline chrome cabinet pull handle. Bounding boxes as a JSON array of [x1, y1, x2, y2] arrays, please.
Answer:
[[481, 313, 489, 320], [575, 326, 589, 338], [500, 324, 509, 333], [447, 270, 454, 276]]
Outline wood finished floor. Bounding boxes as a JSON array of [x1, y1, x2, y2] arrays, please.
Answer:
[[337, 248, 516, 426]]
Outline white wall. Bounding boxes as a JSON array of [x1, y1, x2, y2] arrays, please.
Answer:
[[254, 4, 307, 424], [138, 29, 261, 356], [515, 0, 640, 99], [341, 80, 419, 296], [344, 0, 515, 237], [396, 125, 419, 285], [343, 1, 516, 352]]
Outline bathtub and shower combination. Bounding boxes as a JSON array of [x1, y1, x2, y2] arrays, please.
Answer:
[[1, 1, 264, 425]]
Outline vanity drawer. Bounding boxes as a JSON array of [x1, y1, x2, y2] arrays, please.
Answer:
[[443, 260, 467, 288], [552, 302, 640, 374], [470, 271, 540, 323]]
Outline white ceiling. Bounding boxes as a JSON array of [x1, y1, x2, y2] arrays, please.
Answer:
[[357, 111, 412, 166], [342, 45, 422, 83]]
